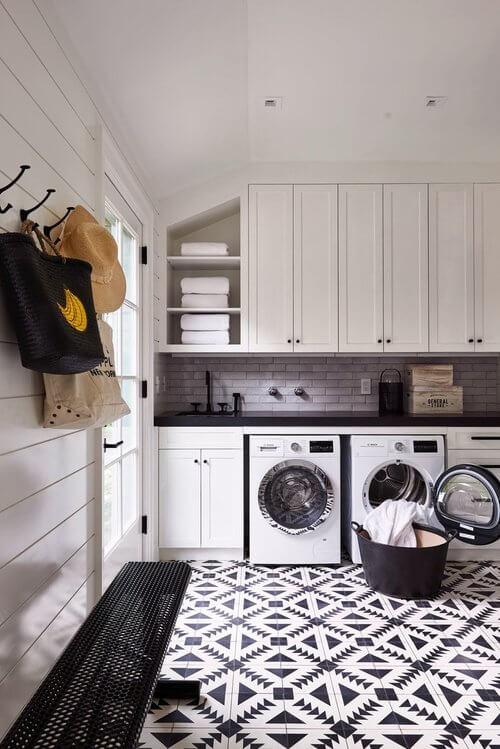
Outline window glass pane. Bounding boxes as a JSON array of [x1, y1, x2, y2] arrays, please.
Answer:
[[122, 305, 137, 376], [122, 227, 137, 304], [121, 379, 137, 453], [103, 463, 121, 553], [105, 310, 121, 376], [122, 452, 137, 531]]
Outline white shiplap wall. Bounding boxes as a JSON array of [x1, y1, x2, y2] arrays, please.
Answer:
[[0, 0, 156, 736]]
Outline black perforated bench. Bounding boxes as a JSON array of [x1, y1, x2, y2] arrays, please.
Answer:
[[0, 561, 198, 749]]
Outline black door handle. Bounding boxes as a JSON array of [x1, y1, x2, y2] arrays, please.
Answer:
[[104, 439, 124, 452]]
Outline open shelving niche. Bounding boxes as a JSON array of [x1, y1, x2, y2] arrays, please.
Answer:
[[165, 197, 243, 351]]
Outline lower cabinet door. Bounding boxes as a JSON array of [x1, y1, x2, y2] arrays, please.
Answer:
[[201, 449, 243, 548], [159, 449, 201, 547]]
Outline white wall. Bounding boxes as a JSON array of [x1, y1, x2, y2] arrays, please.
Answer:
[[0, 0, 156, 736]]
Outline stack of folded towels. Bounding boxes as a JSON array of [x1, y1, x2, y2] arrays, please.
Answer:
[[180, 242, 229, 256], [180, 276, 231, 344]]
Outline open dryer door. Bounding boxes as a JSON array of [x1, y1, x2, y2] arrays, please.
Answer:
[[433, 464, 500, 545]]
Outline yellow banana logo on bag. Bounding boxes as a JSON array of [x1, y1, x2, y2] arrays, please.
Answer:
[[57, 288, 88, 332]]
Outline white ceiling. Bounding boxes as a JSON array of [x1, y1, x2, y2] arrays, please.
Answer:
[[52, 0, 500, 197]]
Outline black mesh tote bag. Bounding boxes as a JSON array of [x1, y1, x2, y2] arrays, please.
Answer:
[[0, 221, 104, 374]]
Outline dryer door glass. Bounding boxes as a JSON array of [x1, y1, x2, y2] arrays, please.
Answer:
[[433, 464, 500, 545], [258, 459, 334, 535], [368, 462, 427, 509]]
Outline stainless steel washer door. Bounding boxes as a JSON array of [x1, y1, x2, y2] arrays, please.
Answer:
[[258, 459, 334, 535]]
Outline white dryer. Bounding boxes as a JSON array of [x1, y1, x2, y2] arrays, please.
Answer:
[[343, 435, 500, 563], [249, 435, 341, 565]]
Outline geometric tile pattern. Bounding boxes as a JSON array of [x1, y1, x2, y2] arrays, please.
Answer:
[[140, 560, 500, 748]]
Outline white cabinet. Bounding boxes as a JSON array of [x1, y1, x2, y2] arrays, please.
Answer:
[[429, 184, 475, 352], [159, 439, 243, 550], [383, 184, 428, 352], [339, 185, 383, 352], [201, 449, 243, 548], [159, 449, 201, 548], [474, 183, 500, 351], [249, 185, 294, 351], [293, 185, 338, 352]]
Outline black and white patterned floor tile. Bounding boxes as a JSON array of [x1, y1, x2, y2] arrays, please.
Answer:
[[140, 560, 500, 749]]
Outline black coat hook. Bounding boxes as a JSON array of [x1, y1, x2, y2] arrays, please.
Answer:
[[0, 201, 11, 215], [0, 165, 30, 196], [20, 188, 55, 222], [44, 206, 74, 239]]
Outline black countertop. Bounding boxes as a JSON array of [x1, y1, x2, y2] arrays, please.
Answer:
[[154, 410, 500, 427]]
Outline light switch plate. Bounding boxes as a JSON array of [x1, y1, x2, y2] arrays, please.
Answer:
[[361, 378, 371, 395]]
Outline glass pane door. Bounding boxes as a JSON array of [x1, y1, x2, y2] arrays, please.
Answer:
[[102, 186, 142, 568]]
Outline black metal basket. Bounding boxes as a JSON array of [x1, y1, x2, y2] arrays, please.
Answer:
[[351, 521, 457, 599], [0, 232, 103, 374]]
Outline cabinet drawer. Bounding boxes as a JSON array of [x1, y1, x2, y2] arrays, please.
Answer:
[[447, 427, 500, 450], [158, 427, 243, 450]]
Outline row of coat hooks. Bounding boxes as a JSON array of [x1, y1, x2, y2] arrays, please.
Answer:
[[0, 164, 74, 242]]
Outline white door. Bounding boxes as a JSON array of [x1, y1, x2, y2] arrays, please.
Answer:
[[293, 185, 338, 352], [474, 183, 500, 352], [339, 185, 383, 352], [383, 184, 428, 352], [101, 178, 144, 588], [249, 185, 293, 352], [201, 449, 243, 548], [429, 184, 474, 352], [159, 449, 201, 548]]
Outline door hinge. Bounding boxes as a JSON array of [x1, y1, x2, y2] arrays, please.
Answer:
[[141, 515, 148, 534], [141, 245, 147, 264], [141, 380, 148, 398]]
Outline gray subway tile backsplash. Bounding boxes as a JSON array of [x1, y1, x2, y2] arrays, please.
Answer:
[[155, 354, 500, 414]]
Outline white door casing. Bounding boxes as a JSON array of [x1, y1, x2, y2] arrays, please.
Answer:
[[339, 184, 383, 352], [383, 184, 428, 352], [293, 185, 338, 352], [429, 184, 474, 352], [249, 185, 293, 352]]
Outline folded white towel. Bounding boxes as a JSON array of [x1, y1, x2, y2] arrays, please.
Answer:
[[181, 242, 229, 256], [180, 314, 230, 331], [181, 294, 228, 308], [181, 277, 230, 295], [363, 499, 437, 548], [182, 330, 230, 345]]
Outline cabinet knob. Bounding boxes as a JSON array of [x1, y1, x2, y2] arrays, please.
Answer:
[[477, 338, 483, 343], [203, 459, 208, 464], [386, 339, 391, 344], [296, 339, 300, 344], [468, 338, 474, 343], [194, 459, 199, 464], [377, 339, 382, 344], [287, 339, 292, 344]]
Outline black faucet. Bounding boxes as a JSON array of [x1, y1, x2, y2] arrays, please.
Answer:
[[205, 370, 212, 414]]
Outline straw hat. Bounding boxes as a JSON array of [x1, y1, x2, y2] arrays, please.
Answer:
[[59, 206, 126, 313]]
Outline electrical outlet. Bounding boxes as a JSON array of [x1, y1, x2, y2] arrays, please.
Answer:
[[361, 378, 371, 395]]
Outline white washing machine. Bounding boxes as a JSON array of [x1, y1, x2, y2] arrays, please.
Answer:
[[249, 435, 341, 564], [343, 435, 500, 563]]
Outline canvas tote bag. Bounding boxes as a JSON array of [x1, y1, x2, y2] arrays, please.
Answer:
[[43, 319, 130, 429]]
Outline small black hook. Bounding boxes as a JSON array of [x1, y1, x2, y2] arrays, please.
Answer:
[[44, 206, 74, 239], [20, 188, 55, 222], [0, 201, 12, 215], [0, 165, 30, 196]]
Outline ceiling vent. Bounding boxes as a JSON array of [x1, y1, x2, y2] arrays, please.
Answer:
[[263, 97, 282, 110], [425, 96, 448, 108]]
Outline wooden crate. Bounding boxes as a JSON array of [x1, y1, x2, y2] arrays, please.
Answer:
[[406, 385, 463, 414], [405, 364, 453, 388]]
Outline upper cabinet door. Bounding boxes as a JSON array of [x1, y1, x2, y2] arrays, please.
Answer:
[[339, 185, 383, 352], [429, 184, 474, 352], [383, 184, 428, 352], [474, 184, 500, 352], [293, 185, 338, 352], [249, 186, 293, 352]]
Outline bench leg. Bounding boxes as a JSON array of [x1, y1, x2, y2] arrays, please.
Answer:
[[154, 677, 201, 701]]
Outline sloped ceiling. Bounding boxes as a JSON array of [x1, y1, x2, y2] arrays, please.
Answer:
[[51, 0, 500, 197]]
